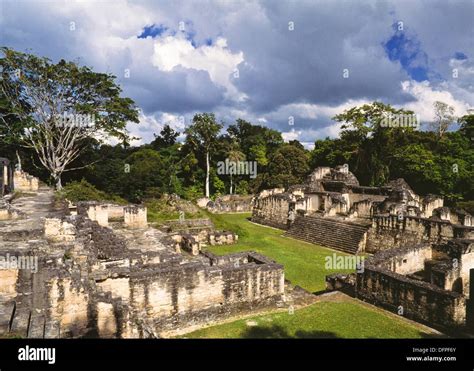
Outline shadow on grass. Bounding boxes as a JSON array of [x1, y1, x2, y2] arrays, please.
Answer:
[[241, 325, 339, 339], [418, 331, 448, 339]]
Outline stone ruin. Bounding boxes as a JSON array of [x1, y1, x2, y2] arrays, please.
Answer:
[[0, 174, 292, 338], [253, 165, 474, 333], [0, 160, 39, 221], [356, 240, 474, 331], [200, 194, 254, 214], [253, 165, 473, 254], [159, 218, 238, 256]]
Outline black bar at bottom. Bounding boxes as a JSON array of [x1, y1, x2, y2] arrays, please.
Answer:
[[0, 338, 473, 369]]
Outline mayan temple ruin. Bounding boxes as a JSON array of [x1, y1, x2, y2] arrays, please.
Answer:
[[0, 160, 303, 339], [252, 165, 474, 332]]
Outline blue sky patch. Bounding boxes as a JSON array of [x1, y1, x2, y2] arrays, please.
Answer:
[[383, 27, 429, 82], [454, 51, 468, 60], [138, 24, 168, 39]]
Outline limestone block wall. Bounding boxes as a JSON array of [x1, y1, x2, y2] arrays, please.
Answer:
[[376, 244, 433, 275], [206, 195, 254, 213], [0, 208, 9, 220], [94, 252, 284, 337], [348, 193, 386, 207], [2, 164, 8, 188], [349, 199, 373, 218], [13, 170, 39, 192], [0, 268, 19, 299], [77, 202, 109, 227], [47, 276, 90, 338], [124, 205, 147, 228], [252, 194, 292, 230], [305, 194, 321, 212], [5, 257, 94, 339], [422, 197, 444, 218], [366, 215, 474, 253], [256, 188, 285, 199], [461, 252, 474, 297], [44, 218, 76, 242], [357, 266, 467, 329], [447, 210, 473, 226], [0, 203, 21, 220], [107, 204, 125, 220], [434, 240, 474, 296], [426, 260, 461, 292], [96, 302, 118, 338], [162, 218, 214, 233]]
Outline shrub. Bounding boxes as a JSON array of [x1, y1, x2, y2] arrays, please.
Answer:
[[58, 179, 127, 204]]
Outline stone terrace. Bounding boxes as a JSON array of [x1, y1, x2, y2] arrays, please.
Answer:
[[0, 186, 292, 338]]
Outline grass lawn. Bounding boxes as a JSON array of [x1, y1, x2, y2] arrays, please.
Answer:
[[203, 212, 354, 293], [181, 299, 437, 339]]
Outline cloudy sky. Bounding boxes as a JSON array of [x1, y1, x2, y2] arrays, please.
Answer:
[[1, 0, 473, 147]]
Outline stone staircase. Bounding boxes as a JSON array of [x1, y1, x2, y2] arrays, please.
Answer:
[[0, 300, 60, 338], [284, 215, 370, 254]]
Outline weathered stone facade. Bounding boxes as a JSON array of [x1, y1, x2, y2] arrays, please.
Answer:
[[13, 170, 39, 192], [203, 194, 254, 213], [252, 165, 474, 255], [356, 241, 474, 330], [366, 214, 474, 253]]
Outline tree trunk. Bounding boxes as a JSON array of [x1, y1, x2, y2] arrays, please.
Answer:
[[54, 173, 63, 190], [16, 151, 22, 171], [230, 174, 233, 195], [205, 150, 210, 198]]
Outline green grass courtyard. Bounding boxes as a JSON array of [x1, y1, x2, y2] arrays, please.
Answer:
[[204, 212, 353, 293], [179, 212, 440, 339]]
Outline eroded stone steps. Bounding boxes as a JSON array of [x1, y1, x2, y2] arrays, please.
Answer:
[[0, 300, 60, 338], [285, 215, 369, 254], [286, 230, 365, 253]]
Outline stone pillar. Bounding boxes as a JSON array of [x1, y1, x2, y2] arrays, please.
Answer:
[[3, 164, 8, 189], [77, 202, 109, 227], [124, 205, 147, 228], [96, 302, 118, 338]]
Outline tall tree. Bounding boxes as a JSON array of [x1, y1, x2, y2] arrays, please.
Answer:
[[333, 102, 415, 185], [0, 48, 139, 189], [266, 144, 309, 188], [184, 113, 222, 198], [432, 101, 455, 138], [226, 142, 245, 195], [150, 124, 179, 149], [458, 111, 474, 140]]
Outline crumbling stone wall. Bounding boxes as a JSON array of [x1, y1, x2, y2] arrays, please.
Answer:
[[162, 218, 238, 255], [432, 239, 474, 296], [252, 194, 294, 230], [357, 264, 466, 329], [356, 243, 471, 330], [92, 251, 284, 337], [205, 194, 254, 213], [13, 170, 39, 192], [366, 215, 474, 253]]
